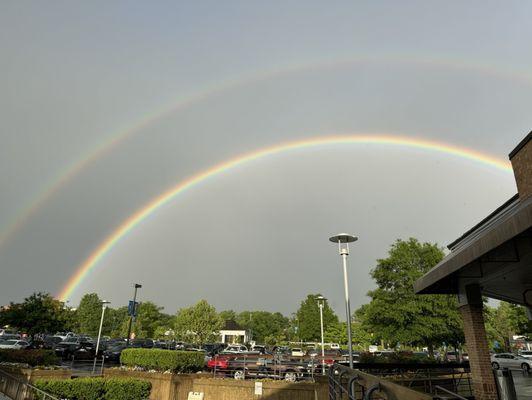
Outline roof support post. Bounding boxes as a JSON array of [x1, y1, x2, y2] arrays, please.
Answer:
[[458, 284, 499, 400]]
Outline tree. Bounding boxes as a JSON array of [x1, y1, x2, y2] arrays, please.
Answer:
[[236, 311, 289, 343], [174, 300, 223, 344], [135, 301, 172, 338], [76, 293, 105, 336], [295, 294, 339, 342], [0, 292, 69, 337], [485, 301, 530, 351], [106, 307, 128, 337], [219, 310, 237, 322], [360, 238, 463, 354]]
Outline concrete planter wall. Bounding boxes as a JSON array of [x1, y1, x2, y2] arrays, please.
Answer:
[[103, 369, 328, 400]]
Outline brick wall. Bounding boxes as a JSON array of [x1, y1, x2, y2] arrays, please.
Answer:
[[460, 303, 499, 400], [511, 136, 532, 199]]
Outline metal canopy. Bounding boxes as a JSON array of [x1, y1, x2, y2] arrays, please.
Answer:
[[414, 195, 532, 306]]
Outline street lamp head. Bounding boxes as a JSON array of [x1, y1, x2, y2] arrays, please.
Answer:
[[102, 300, 111, 308], [134, 284, 142, 289], [329, 233, 358, 255], [316, 295, 326, 307], [329, 233, 358, 243]]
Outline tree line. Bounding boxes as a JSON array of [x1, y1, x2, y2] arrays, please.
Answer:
[[1, 238, 529, 350]]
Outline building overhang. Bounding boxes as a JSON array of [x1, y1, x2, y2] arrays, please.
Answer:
[[414, 194, 532, 305]]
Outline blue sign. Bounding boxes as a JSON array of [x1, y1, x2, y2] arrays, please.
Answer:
[[128, 301, 138, 316]]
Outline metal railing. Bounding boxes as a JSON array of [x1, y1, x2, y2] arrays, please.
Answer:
[[207, 354, 325, 382], [329, 363, 436, 400], [0, 368, 60, 400], [351, 362, 473, 399], [434, 385, 469, 400]]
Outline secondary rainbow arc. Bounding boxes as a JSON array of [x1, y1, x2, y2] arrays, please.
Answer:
[[58, 134, 512, 301], [2, 55, 530, 249]]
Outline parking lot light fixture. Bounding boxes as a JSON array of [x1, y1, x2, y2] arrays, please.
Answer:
[[329, 233, 358, 369], [93, 300, 110, 373], [317, 295, 326, 375]]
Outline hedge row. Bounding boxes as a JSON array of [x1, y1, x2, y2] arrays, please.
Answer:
[[0, 349, 57, 366], [33, 378, 151, 400], [120, 348, 204, 372]]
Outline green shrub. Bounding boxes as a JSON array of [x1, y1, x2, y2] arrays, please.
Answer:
[[104, 378, 151, 400], [0, 349, 57, 366], [120, 348, 205, 372], [33, 378, 151, 400]]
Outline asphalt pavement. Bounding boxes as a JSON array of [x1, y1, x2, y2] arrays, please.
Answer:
[[512, 370, 532, 400]]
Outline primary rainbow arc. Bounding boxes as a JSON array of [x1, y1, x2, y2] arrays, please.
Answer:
[[58, 134, 512, 301]]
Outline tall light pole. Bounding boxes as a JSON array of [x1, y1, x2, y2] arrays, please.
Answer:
[[93, 300, 110, 373], [126, 283, 142, 346], [317, 295, 326, 375], [329, 233, 358, 368]]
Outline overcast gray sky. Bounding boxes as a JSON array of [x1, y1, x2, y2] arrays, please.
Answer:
[[0, 1, 530, 317]]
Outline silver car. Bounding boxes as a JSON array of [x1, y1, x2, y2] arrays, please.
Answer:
[[491, 353, 532, 372]]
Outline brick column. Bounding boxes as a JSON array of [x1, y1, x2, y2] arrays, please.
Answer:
[[459, 284, 499, 400]]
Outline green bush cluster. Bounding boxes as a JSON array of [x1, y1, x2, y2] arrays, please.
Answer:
[[0, 349, 57, 366], [120, 348, 205, 372], [33, 378, 151, 400]]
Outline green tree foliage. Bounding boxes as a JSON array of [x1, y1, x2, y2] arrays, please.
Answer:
[[174, 300, 223, 344], [236, 311, 289, 343], [295, 294, 339, 342], [0, 292, 69, 337], [135, 301, 172, 338], [360, 238, 463, 353], [485, 301, 530, 351], [76, 293, 105, 336], [219, 310, 237, 322], [106, 307, 128, 337]]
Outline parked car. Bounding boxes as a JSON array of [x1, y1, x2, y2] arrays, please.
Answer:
[[103, 342, 128, 363], [223, 344, 249, 354], [229, 356, 307, 382], [0, 330, 18, 337], [519, 351, 532, 360], [251, 345, 268, 354], [445, 351, 459, 362], [0, 334, 21, 341], [129, 339, 154, 348], [491, 353, 532, 372], [291, 348, 304, 357], [330, 343, 340, 350], [54, 337, 95, 360], [202, 343, 226, 356], [0, 340, 29, 349]]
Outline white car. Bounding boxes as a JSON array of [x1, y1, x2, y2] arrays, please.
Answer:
[[291, 348, 304, 357], [0, 340, 29, 349], [519, 351, 532, 360], [223, 344, 248, 353], [491, 353, 532, 372]]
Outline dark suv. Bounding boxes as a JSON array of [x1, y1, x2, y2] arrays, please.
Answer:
[[54, 337, 95, 360]]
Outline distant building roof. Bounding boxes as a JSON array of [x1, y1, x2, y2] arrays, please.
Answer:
[[223, 320, 244, 331]]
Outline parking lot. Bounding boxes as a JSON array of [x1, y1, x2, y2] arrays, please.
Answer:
[[513, 371, 532, 400]]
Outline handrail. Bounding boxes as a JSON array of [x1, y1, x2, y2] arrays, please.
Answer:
[[0, 368, 61, 400], [434, 385, 469, 400]]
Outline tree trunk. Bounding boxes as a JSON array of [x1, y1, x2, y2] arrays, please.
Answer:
[[428, 343, 434, 358]]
